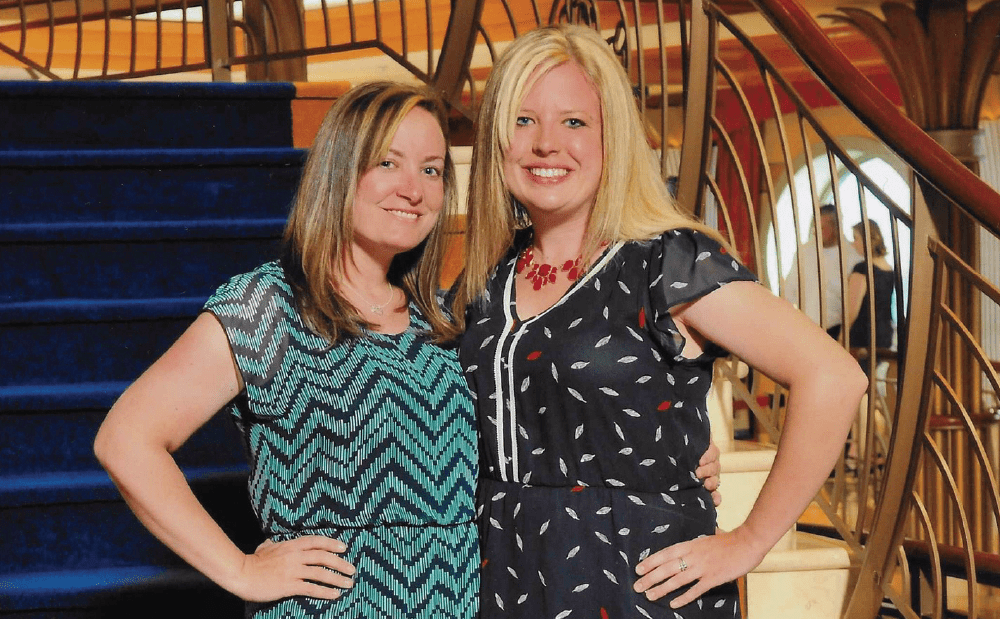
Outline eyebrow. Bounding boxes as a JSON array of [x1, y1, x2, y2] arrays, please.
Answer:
[[517, 106, 596, 118], [387, 147, 444, 163]]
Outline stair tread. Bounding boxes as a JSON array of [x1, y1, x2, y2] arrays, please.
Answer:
[[0, 218, 287, 242], [754, 531, 852, 573], [0, 565, 240, 613], [0, 147, 305, 168], [0, 381, 132, 410], [0, 466, 249, 508], [0, 297, 209, 324], [0, 80, 296, 100]]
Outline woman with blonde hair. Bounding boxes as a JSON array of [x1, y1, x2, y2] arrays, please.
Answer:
[[95, 81, 478, 619], [456, 24, 866, 618]]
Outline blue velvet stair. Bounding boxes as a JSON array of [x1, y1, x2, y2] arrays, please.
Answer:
[[0, 81, 307, 617]]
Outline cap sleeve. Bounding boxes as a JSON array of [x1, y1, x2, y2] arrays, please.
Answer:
[[202, 261, 317, 420], [647, 229, 757, 360]]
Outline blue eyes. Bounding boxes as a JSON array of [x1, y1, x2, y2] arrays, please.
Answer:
[[375, 160, 442, 178], [514, 116, 586, 128]]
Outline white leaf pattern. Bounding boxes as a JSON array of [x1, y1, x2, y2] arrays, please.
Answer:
[[539, 571, 547, 586], [640, 459, 656, 466], [618, 281, 630, 293], [566, 508, 579, 520], [507, 567, 518, 578], [520, 377, 530, 392], [596, 506, 611, 514], [595, 531, 611, 544], [618, 528, 630, 536], [567, 546, 580, 558], [569, 318, 583, 328], [606, 479, 625, 487], [518, 594, 528, 604], [532, 447, 545, 455], [574, 424, 584, 439], [670, 281, 688, 289], [540, 520, 549, 534], [636, 605, 653, 619], [595, 335, 611, 347], [555, 611, 572, 619], [604, 570, 619, 584], [514, 503, 521, 518], [618, 356, 637, 363], [696, 250, 712, 261], [568, 388, 585, 402], [640, 548, 651, 560], [600, 387, 619, 396], [626, 326, 643, 341], [492, 492, 506, 501], [653, 524, 671, 533], [572, 584, 588, 593], [636, 375, 650, 383], [516, 534, 523, 550], [615, 423, 625, 441], [628, 495, 646, 505], [495, 593, 504, 609], [559, 459, 568, 476], [570, 361, 589, 369], [490, 517, 503, 530], [538, 406, 547, 415], [551, 364, 559, 382], [619, 447, 633, 455], [481, 335, 495, 349], [544, 327, 552, 338], [581, 454, 595, 462], [624, 408, 640, 417]]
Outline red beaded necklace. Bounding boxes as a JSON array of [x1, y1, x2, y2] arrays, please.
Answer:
[[515, 245, 584, 291]]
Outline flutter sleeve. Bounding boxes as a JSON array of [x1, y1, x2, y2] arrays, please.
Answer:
[[201, 261, 318, 421], [647, 228, 758, 360]]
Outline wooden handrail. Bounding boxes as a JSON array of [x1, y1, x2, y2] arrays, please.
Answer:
[[751, 0, 1000, 234]]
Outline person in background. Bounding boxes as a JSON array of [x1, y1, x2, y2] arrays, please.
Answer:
[[454, 24, 867, 618], [94, 81, 479, 619], [845, 218, 895, 355], [784, 203, 862, 340]]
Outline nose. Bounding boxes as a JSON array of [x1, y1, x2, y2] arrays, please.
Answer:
[[531, 122, 558, 156], [396, 168, 423, 204]]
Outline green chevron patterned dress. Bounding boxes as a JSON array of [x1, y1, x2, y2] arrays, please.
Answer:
[[203, 261, 479, 619]]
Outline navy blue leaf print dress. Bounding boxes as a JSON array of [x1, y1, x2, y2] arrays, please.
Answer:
[[460, 229, 756, 619]]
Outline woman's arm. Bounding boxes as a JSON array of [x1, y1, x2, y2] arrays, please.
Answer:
[[633, 281, 867, 607], [94, 312, 355, 602], [845, 270, 867, 334]]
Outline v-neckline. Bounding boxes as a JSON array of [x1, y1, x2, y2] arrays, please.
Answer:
[[507, 241, 624, 323]]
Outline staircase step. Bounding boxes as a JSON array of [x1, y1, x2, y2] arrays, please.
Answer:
[[0, 566, 244, 615], [0, 298, 206, 326], [0, 218, 287, 243], [0, 404, 247, 476], [1, 236, 280, 302], [0, 80, 295, 151], [0, 468, 259, 574], [746, 532, 851, 619], [1, 311, 193, 385], [0, 465, 248, 508], [0, 148, 303, 225]]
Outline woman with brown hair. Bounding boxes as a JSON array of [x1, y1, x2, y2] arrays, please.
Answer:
[[95, 81, 478, 619]]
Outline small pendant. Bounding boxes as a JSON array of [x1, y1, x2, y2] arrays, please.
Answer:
[[371, 305, 385, 316]]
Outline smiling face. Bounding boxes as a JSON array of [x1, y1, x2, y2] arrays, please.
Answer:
[[502, 61, 604, 228], [350, 106, 447, 263]]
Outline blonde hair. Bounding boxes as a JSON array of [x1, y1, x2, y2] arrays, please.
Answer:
[[456, 24, 718, 313], [281, 81, 460, 343]]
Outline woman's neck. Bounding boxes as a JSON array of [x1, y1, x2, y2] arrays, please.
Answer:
[[529, 215, 589, 263]]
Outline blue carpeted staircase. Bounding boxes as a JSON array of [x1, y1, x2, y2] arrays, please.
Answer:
[[0, 81, 307, 617]]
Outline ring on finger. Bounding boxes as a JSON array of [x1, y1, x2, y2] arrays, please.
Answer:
[[678, 557, 688, 572]]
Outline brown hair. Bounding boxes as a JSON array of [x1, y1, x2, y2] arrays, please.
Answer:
[[852, 219, 887, 258], [281, 81, 460, 343]]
